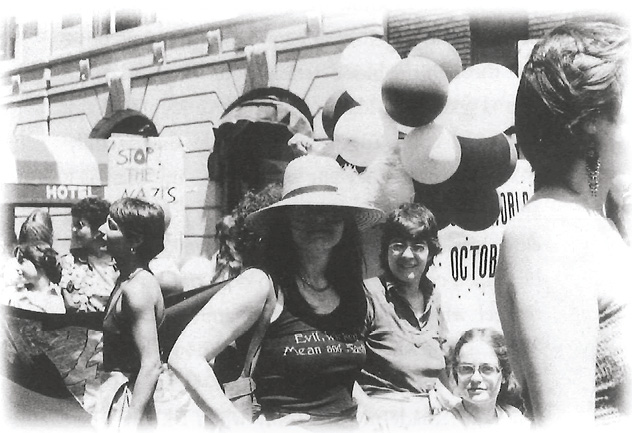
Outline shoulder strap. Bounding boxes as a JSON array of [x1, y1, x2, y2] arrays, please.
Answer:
[[241, 275, 276, 377]]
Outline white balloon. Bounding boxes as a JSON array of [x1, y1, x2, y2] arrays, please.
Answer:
[[339, 37, 401, 108], [435, 63, 519, 139], [334, 106, 399, 167], [401, 123, 461, 184]]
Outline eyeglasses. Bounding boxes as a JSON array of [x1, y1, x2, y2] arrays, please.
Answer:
[[389, 242, 427, 255], [456, 363, 501, 378]]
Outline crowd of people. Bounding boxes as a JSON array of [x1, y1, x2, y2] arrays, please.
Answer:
[[1, 20, 630, 431]]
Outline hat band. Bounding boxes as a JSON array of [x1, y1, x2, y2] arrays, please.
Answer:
[[283, 185, 338, 200]]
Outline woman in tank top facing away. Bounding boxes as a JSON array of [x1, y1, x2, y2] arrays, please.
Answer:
[[495, 21, 631, 428]]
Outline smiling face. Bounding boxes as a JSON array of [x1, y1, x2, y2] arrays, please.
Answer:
[[387, 238, 429, 284], [71, 216, 107, 256], [288, 206, 345, 254], [455, 340, 503, 406]]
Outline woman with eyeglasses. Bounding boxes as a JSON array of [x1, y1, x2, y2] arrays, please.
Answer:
[[356, 202, 457, 430], [433, 328, 529, 428]]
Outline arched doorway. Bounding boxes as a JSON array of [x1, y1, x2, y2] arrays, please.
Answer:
[[89, 109, 158, 138]]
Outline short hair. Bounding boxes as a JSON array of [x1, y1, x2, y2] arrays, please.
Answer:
[[516, 21, 628, 188], [109, 197, 165, 263], [451, 328, 523, 409], [71, 197, 110, 231], [380, 202, 442, 271], [18, 209, 54, 246], [15, 241, 62, 284]]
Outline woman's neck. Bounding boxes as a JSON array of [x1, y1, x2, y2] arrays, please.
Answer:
[[116, 256, 145, 281], [555, 158, 611, 214], [392, 275, 425, 313], [297, 250, 330, 286], [461, 399, 497, 424]]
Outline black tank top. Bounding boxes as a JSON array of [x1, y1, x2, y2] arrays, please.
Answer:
[[253, 286, 366, 419]]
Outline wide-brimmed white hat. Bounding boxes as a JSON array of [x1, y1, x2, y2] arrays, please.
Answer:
[[246, 155, 384, 232]]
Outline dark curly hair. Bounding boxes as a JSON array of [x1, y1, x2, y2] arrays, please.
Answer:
[[109, 197, 165, 264], [516, 21, 628, 189], [213, 183, 283, 282], [71, 197, 110, 231], [450, 328, 524, 410], [15, 241, 62, 284]]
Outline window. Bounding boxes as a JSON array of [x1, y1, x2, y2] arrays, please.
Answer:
[[0, 16, 16, 60], [22, 21, 38, 39], [61, 14, 82, 29], [92, 9, 154, 37], [469, 12, 528, 75]]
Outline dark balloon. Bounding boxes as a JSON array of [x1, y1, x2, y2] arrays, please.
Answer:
[[322, 90, 359, 140], [451, 134, 518, 189], [381, 57, 449, 127]]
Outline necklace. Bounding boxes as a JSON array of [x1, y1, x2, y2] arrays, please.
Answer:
[[297, 273, 330, 292]]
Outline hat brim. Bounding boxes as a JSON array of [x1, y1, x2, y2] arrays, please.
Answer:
[[245, 191, 384, 233]]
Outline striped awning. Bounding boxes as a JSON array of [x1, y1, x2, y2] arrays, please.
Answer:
[[1, 135, 109, 205]]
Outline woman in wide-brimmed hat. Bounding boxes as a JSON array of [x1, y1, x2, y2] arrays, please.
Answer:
[[169, 154, 383, 429]]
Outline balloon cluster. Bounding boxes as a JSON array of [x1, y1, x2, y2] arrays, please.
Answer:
[[323, 37, 520, 231]]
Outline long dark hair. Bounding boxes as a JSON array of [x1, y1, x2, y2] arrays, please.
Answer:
[[260, 206, 367, 337]]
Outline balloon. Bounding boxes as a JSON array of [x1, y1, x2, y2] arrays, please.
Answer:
[[322, 90, 359, 140], [334, 106, 399, 167], [413, 182, 453, 230], [382, 57, 449, 127], [435, 63, 519, 139], [451, 186, 500, 231], [338, 37, 401, 108], [400, 123, 461, 185], [408, 38, 463, 82], [450, 133, 519, 188]]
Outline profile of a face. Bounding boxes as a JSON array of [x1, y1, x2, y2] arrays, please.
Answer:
[[455, 340, 503, 406]]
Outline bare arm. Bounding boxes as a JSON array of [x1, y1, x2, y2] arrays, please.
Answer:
[[120, 273, 163, 428], [168, 268, 270, 427], [495, 220, 597, 427]]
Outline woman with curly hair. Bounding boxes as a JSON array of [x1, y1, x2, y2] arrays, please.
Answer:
[[60, 197, 118, 312], [432, 328, 528, 428]]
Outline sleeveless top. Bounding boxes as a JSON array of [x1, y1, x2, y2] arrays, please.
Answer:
[[595, 295, 627, 422], [253, 283, 366, 419], [102, 268, 162, 376], [359, 276, 445, 394]]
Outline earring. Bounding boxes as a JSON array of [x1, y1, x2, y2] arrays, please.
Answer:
[[130, 246, 136, 254], [585, 147, 601, 197]]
